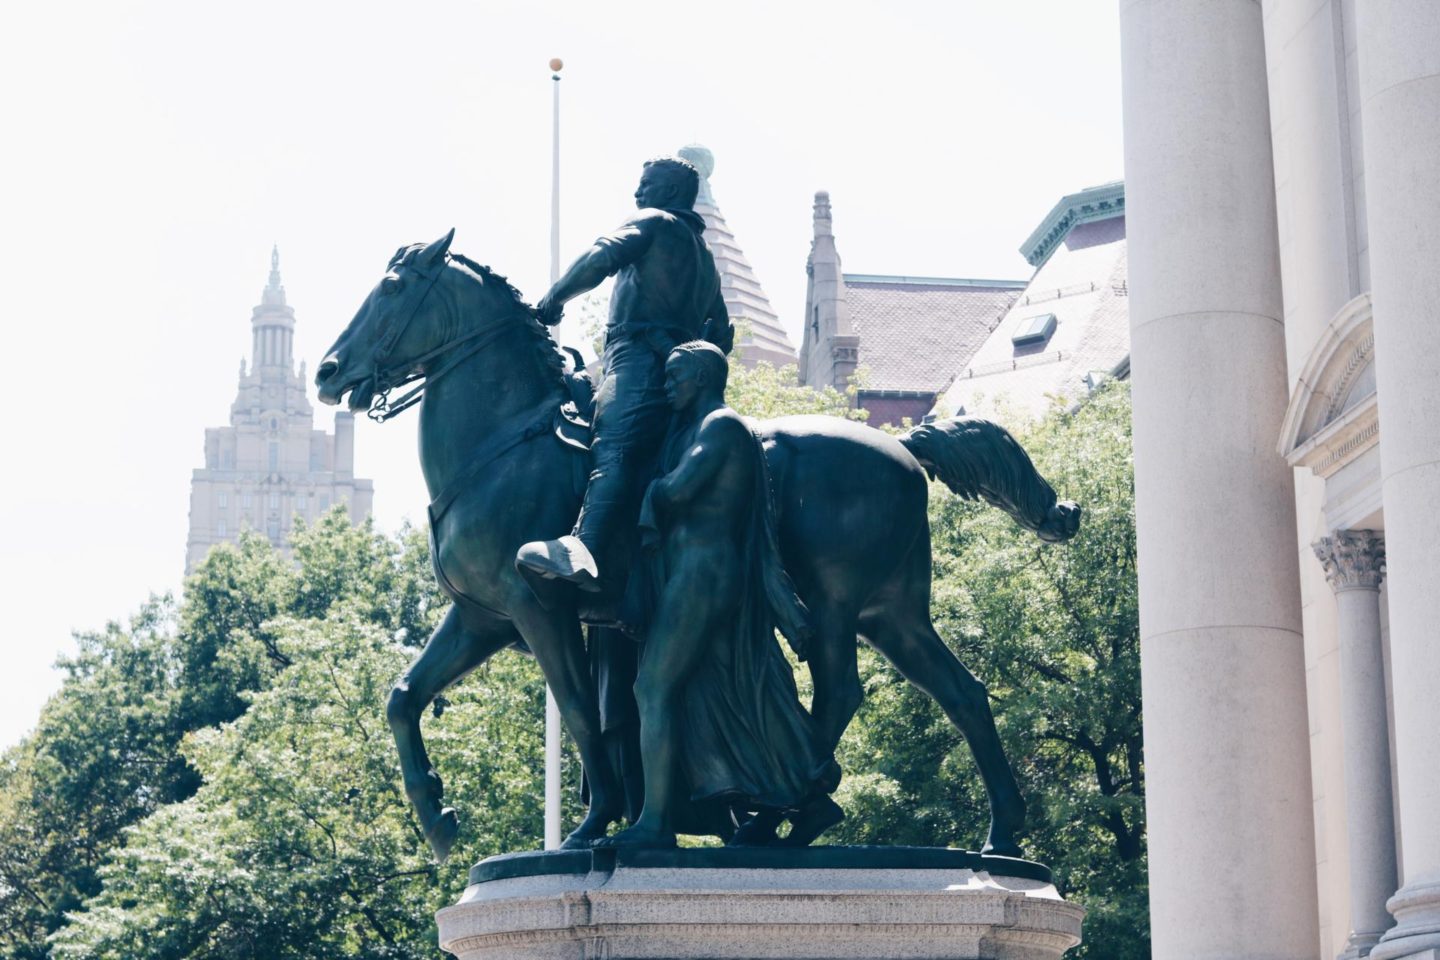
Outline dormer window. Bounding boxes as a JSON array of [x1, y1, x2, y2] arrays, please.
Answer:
[[1012, 313, 1057, 348]]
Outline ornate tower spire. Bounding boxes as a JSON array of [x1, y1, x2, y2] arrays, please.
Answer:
[[263, 244, 287, 307], [250, 244, 296, 370]]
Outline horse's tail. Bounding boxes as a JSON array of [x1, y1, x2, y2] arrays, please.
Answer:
[[900, 416, 1081, 543]]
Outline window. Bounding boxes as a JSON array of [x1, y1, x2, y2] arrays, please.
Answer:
[[270, 417, 279, 431], [268, 442, 279, 472], [266, 517, 280, 542], [242, 493, 252, 509], [297, 494, 308, 514], [319, 495, 329, 512], [218, 493, 228, 509], [1012, 313, 1057, 347], [269, 493, 280, 510], [217, 521, 227, 538]]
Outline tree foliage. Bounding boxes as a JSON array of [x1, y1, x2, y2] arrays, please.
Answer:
[[825, 382, 1146, 958], [4, 384, 1143, 959]]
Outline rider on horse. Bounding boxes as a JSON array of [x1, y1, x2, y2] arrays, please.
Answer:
[[517, 156, 733, 594]]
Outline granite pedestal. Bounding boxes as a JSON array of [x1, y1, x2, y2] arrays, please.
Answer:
[[437, 846, 1083, 960]]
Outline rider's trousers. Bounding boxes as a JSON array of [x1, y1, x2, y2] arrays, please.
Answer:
[[572, 333, 673, 575]]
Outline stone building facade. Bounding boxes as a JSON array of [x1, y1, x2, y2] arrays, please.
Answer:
[[798, 191, 1027, 426], [184, 249, 374, 573], [1119, 2, 1440, 958]]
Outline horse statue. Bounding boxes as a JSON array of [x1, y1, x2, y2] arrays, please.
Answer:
[[315, 230, 1080, 862]]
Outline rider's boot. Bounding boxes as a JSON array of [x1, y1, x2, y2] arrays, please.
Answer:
[[516, 535, 603, 592]]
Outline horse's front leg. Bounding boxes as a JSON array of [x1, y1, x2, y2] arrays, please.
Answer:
[[509, 595, 623, 848], [387, 605, 516, 862]]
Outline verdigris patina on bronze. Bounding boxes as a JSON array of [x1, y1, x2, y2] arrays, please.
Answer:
[[314, 158, 1080, 864]]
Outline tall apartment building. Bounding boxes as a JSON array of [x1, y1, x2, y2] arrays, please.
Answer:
[[184, 248, 374, 573]]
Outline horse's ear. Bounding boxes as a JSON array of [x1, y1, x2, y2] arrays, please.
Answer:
[[418, 228, 455, 268]]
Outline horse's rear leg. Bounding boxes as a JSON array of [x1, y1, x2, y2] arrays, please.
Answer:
[[387, 605, 516, 862], [806, 604, 863, 759], [862, 606, 1026, 858]]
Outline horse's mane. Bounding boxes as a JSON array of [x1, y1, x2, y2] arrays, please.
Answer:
[[391, 244, 566, 386]]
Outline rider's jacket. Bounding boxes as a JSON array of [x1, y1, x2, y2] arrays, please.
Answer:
[[569, 206, 729, 569], [596, 207, 730, 351]]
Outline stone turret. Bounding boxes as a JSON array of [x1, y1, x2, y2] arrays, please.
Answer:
[[799, 191, 858, 392]]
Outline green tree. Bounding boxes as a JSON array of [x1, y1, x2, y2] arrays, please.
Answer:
[[0, 600, 183, 960], [14, 385, 1145, 958], [724, 356, 863, 421], [0, 511, 449, 959], [49, 611, 546, 960], [827, 383, 1146, 958]]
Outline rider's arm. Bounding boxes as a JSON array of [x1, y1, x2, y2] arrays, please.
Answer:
[[536, 220, 654, 325], [702, 289, 734, 354]]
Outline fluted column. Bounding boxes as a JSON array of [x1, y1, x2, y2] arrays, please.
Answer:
[[1356, 4, 1440, 958], [1120, 0, 1320, 956], [1315, 531, 1396, 958]]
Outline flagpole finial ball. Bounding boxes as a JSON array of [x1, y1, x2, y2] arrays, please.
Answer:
[[549, 58, 564, 73]]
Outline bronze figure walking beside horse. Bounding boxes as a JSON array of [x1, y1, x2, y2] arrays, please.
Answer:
[[315, 229, 1079, 862]]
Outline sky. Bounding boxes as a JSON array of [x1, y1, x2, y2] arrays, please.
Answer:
[[0, 0, 1124, 749]]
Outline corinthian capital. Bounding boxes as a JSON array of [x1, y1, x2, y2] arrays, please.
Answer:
[[1313, 530, 1386, 592]]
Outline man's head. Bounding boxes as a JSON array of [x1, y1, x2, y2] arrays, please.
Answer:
[[635, 156, 701, 210], [664, 340, 728, 411]]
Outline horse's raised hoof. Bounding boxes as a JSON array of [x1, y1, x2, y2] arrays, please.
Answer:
[[425, 807, 461, 863], [780, 796, 844, 847], [593, 824, 677, 850]]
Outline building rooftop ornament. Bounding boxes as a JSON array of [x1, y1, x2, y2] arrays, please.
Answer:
[[1018, 181, 1126, 268], [262, 244, 287, 307], [678, 143, 797, 367]]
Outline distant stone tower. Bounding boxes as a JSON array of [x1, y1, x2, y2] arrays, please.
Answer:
[[678, 144, 798, 367], [798, 190, 859, 391], [184, 248, 375, 573]]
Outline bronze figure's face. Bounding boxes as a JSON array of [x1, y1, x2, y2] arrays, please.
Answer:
[[633, 166, 673, 210], [663, 353, 706, 411]]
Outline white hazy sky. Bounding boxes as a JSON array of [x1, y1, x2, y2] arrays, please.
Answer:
[[0, 0, 1123, 748]]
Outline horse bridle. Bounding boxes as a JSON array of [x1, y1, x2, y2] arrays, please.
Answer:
[[365, 255, 534, 423]]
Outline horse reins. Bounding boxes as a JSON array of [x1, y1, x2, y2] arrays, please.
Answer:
[[366, 256, 535, 423]]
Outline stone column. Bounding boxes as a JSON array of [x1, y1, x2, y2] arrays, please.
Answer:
[[1315, 531, 1396, 958], [1120, 1, 1321, 956], [1356, 4, 1440, 958]]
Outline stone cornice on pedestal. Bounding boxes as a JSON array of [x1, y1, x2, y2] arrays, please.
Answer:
[[1313, 529, 1386, 592], [1279, 294, 1379, 479], [439, 848, 1083, 960]]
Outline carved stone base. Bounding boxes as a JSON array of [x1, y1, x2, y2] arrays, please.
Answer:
[[436, 847, 1084, 960], [1370, 876, 1440, 960]]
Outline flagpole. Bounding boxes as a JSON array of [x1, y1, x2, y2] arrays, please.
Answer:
[[544, 56, 564, 853]]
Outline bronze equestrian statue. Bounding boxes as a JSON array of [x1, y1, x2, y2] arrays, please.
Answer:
[[314, 165, 1080, 863]]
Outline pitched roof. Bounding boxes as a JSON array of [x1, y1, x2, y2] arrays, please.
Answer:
[[944, 215, 1129, 418], [843, 275, 1026, 394]]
